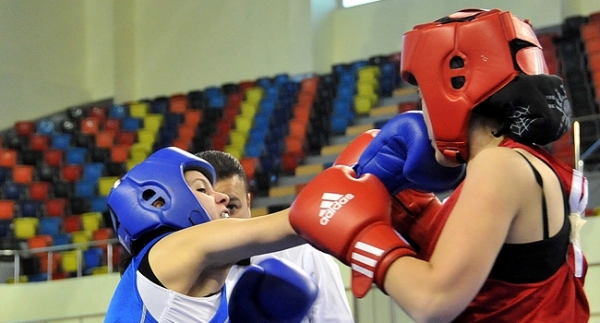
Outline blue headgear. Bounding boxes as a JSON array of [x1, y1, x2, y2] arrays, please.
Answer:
[[107, 147, 217, 254]]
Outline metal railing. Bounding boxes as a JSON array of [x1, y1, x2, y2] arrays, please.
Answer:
[[0, 238, 120, 284]]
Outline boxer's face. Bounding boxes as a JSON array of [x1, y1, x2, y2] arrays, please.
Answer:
[[184, 170, 230, 220], [214, 175, 252, 219]]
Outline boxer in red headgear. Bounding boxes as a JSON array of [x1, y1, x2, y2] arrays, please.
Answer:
[[289, 8, 589, 322]]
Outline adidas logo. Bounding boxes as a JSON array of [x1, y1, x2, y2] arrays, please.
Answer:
[[319, 192, 354, 225]]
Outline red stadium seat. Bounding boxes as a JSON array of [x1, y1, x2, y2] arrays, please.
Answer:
[[0, 149, 18, 167], [29, 134, 50, 151], [13, 165, 35, 184], [29, 182, 51, 201], [15, 121, 36, 137], [44, 149, 64, 167], [45, 198, 69, 217]]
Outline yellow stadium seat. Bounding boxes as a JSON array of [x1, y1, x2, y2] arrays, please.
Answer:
[[245, 87, 264, 104], [229, 130, 248, 150], [6, 275, 28, 284], [61, 250, 80, 273], [240, 101, 258, 118], [235, 115, 253, 133], [98, 176, 119, 196], [71, 231, 92, 250], [129, 102, 149, 118], [224, 145, 243, 160], [143, 114, 164, 133], [92, 266, 109, 275], [13, 217, 39, 239], [354, 95, 373, 115], [129, 143, 151, 161], [136, 129, 157, 145], [81, 212, 103, 233]]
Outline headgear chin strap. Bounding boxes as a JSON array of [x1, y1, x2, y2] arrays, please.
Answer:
[[401, 8, 548, 163]]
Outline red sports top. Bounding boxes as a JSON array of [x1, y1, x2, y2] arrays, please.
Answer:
[[419, 139, 589, 322]]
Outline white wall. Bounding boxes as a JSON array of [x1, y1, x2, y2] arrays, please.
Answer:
[[2, 0, 600, 130]]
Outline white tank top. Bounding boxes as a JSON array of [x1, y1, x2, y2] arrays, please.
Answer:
[[137, 271, 221, 322]]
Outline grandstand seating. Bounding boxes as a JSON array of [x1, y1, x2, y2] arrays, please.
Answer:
[[1, 19, 599, 286]]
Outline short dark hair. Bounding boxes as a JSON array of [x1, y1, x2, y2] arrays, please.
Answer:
[[195, 150, 249, 192]]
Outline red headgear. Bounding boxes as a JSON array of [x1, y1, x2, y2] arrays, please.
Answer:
[[400, 8, 548, 163]]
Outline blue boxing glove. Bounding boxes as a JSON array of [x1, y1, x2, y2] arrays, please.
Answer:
[[356, 110, 465, 194], [229, 258, 318, 323]]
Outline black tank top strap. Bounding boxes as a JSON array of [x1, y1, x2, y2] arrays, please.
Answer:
[[514, 151, 549, 239]]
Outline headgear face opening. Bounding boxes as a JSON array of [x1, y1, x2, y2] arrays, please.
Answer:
[[400, 8, 548, 163], [107, 147, 217, 254]]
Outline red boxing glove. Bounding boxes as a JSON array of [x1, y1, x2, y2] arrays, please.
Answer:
[[332, 130, 443, 254], [391, 189, 442, 255], [333, 129, 380, 166], [289, 165, 416, 298]]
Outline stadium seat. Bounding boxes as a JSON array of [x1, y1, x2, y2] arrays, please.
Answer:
[[50, 133, 72, 150], [28, 182, 50, 201], [0, 149, 18, 167], [121, 117, 143, 131], [61, 164, 82, 182], [74, 180, 97, 198], [60, 250, 79, 273], [19, 200, 42, 217], [14, 121, 36, 137], [0, 200, 16, 220], [170, 94, 189, 113], [109, 105, 129, 120], [71, 230, 92, 250], [44, 199, 69, 217], [81, 212, 103, 233], [82, 163, 105, 181], [63, 215, 82, 234], [44, 149, 64, 167], [39, 217, 63, 236], [65, 147, 88, 164], [89, 196, 108, 213], [0, 166, 10, 183], [29, 134, 50, 151], [13, 217, 39, 239], [83, 247, 104, 272], [53, 180, 74, 199], [128, 102, 149, 118], [95, 131, 115, 148], [80, 117, 100, 135], [2, 182, 22, 200], [37, 119, 57, 135], [88, 106, 108, 123], [28, 234, 53, 250], [12, 165, 35, 184], [98, 176, 119, 196]]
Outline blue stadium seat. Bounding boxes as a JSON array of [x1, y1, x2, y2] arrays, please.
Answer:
[[51, 133, 72, 150], [83, 247, 104, 272], [82, 163, 105, 181], [74, 180, 97, 198], [109, 105, 129, 119], [2, 182, 22, 200], [121, 117, 142, 131], [89, 196, 108, 213], [19, 200, 41, 217], [39, 217, 62, 236], [37, 119, 56, 135], [65, 147, 88, 165]]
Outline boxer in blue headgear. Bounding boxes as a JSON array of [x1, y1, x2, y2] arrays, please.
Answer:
[[108, 147, 221, 255], [104, 147, 319, 323]]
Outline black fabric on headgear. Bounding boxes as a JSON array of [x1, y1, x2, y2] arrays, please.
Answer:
[[486, 74, 571, 145]]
